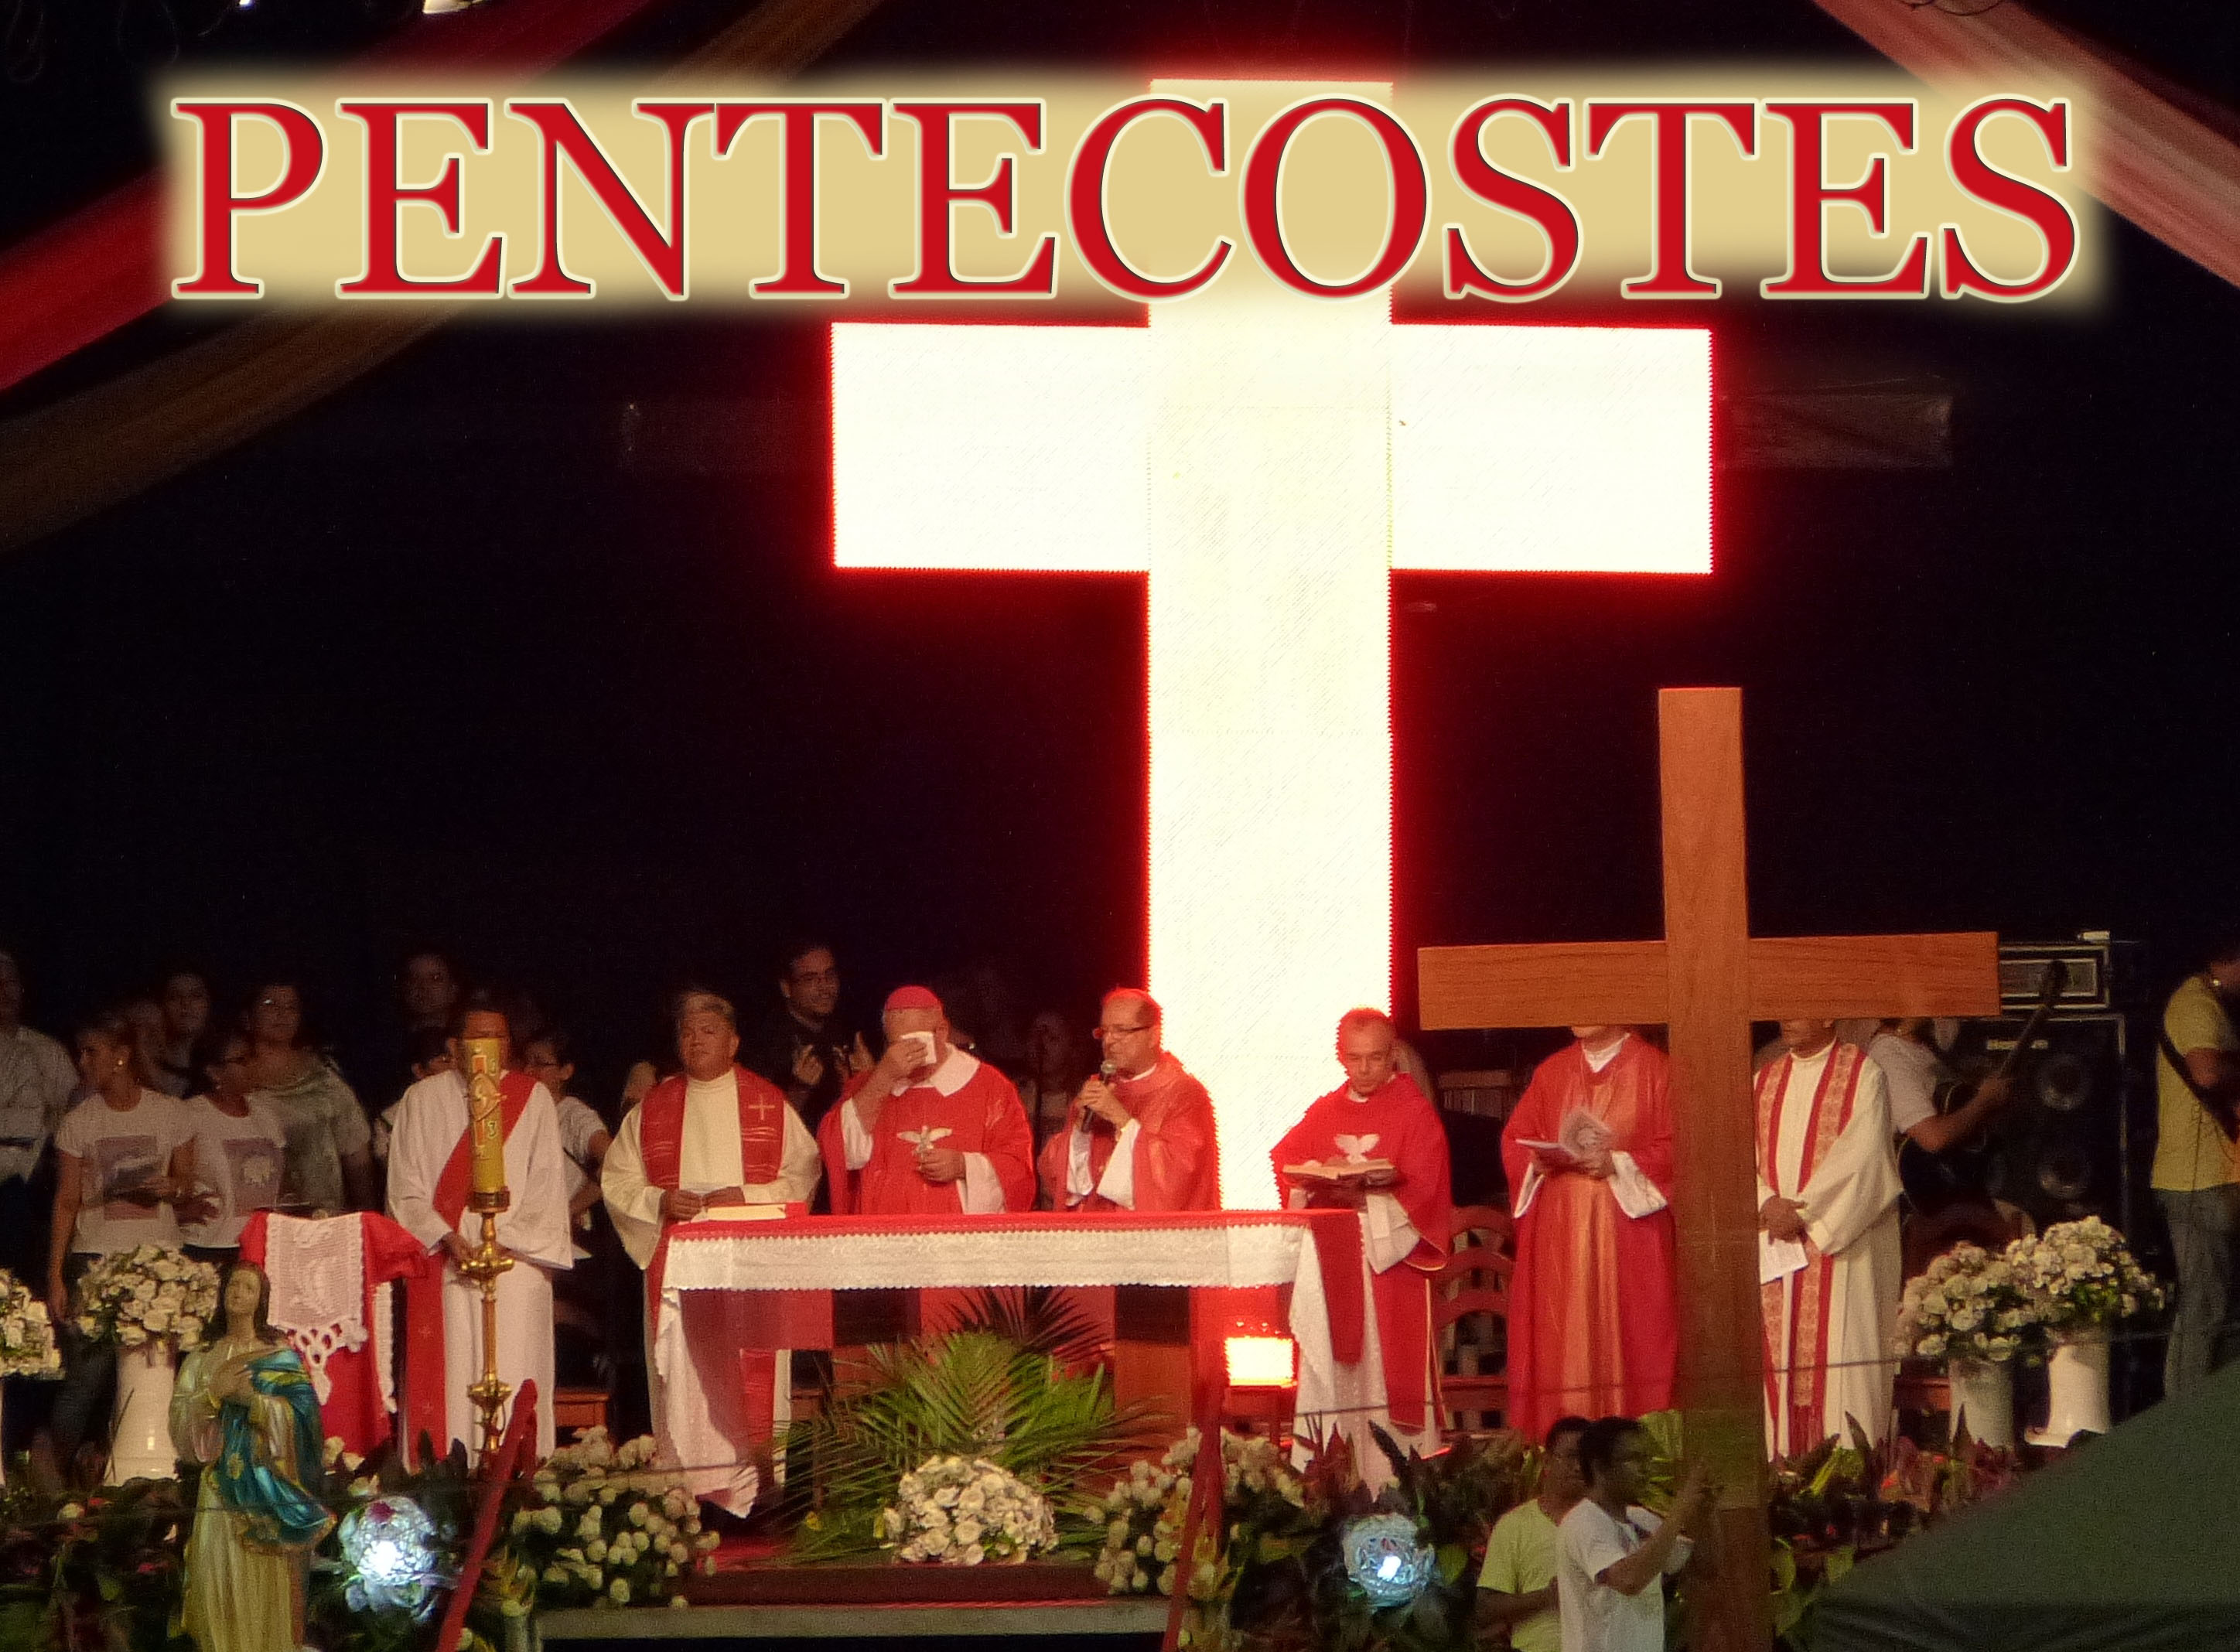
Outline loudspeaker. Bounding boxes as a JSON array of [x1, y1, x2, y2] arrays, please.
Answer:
[[1941, 1012, 2133, 1230]]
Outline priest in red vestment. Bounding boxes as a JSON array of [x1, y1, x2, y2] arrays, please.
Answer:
[[1035, 989, 1220, 1212], [818, 986, 1035, 1215], [1500, 1026, 1678, 1440], [603, 989, 820, 1510], [1273, 1009, 1451, 1458]]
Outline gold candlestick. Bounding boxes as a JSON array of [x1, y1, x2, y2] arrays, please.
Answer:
[[458, 1041, 514, 1465]]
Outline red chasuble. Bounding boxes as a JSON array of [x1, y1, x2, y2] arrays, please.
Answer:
[[1271, 1074, 1451, 1432], [1033, 1053, 1221, 1212], [819, 1055, 1035, 1215], [1500, 1037, 1679, 1439]]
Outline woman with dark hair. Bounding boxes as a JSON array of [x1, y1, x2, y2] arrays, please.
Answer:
[[177, 1027, 289, 1266], [170, 1261, 330, 1652], [47, 1008, 196, 1463], [242, 981, 373, 1214]]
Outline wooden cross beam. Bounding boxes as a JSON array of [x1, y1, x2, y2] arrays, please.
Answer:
[[1418, 687, 1998, 1652]]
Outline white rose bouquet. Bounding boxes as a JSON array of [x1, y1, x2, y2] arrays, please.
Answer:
[[506, 1427, 720, 1610], [0, 1267, 60, 1377], [1896, 1243, 2044, 1364], [1094, 1428, 1306, 1598], [878, 1455, 1057, 1565], [2006, 1217, 2165, 1335], [72, 1244, 218, 1350]]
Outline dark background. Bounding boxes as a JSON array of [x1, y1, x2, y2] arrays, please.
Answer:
[[2, 0, 2237, 1110]]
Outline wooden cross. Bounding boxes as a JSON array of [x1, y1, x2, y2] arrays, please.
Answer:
[[1418, 687, 1997, 1652]]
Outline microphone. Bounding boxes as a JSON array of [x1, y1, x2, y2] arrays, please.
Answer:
[[1098, 1060, 1118, 1086], [1091, 1060, 1118, 1131]]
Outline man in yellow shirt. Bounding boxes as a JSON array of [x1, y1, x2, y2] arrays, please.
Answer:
[[1478, 1415, 1590, 1652], [2153, 940, 2240, 1395]]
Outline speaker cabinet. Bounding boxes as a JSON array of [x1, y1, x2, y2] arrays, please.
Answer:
[[1941, 1012, 2132, 1230]]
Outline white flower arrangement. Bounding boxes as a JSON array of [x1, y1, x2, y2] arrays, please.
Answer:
[[876, 1455, 1057, 1565], [0, 1268, 60, 1377], [71, 1245, 219, 1350], [2005, 1217, 2166, 1335], [507, 1427, 720, 1609], [1896, 1243, 2044, 1365], [1094, 1428, 1305, 1598]]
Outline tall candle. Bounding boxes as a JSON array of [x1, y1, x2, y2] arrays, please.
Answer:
[[461, 1036, 509, 1198]]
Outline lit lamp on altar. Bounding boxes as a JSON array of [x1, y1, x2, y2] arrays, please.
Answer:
[[1224, 1336, 1296, 1438], [457, 1035, 514, 1463]]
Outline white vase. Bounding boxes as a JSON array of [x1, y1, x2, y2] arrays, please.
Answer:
[[1947, 1358, 2013, 1451], [2027, 1329, 2112, 1448], [105, 1340, 178, 1483]]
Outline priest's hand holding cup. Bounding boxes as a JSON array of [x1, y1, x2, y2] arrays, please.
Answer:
[[661, 1188, 709, 1222]]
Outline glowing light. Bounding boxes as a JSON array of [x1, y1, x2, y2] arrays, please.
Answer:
[[339, 1496, 445, 1617], [830, 309, 1709, 1208], [1226, 1335, 1298, 1387], [1343, 1511, 1435, 1605]]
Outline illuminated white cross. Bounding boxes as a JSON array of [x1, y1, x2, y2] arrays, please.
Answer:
[[833, 217, 1708, 1210]]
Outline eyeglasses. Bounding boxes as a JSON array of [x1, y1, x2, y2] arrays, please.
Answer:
[[1094, 1023, 1154, 1040]]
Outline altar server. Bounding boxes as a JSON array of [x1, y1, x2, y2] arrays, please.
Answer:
[[1756, 1019, 1904, 1454], [1036, 989, 1220, 1212], [820, 986, 1034, 1214], [1501, 1026, 1678, 1439], [1273, 1008, 1452, 1456], [387, 995, 570, 1456]]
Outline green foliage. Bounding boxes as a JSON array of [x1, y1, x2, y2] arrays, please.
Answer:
[[783, 1292, 1152, 1560], [0, 1466, 194, 1652]]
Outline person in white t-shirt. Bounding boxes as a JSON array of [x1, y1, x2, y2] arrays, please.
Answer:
[[524, 1032, 611, 1234], [1556, 1418, 1712, 1652], [46, 1009, 195, 1466], [176, 1027, 289, 1261]]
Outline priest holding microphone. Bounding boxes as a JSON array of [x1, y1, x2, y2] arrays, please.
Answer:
[[1038, 989, 1220, 1213]]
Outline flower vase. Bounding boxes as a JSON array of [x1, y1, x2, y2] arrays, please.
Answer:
[[1947, 1358, 2013, 1451], [2027, 1329, 2112, 1448], [105, 1340, 177, 1483]]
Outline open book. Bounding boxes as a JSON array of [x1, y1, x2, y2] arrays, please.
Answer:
[[1515, 1106, 1613, 1162], [1283, 1159, 1395, 1181]]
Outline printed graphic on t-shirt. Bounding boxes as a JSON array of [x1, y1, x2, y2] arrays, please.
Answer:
[[94, 1135, 163, 1220], [223, 1135, 284, 1217]]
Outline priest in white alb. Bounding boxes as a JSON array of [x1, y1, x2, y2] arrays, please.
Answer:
[[387, 995, 571, 1456], [1756, 1018, 1904, 1456], [603, 990, 820, 1510]]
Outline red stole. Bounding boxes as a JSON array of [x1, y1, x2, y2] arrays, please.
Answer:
[[1757, 1042, 1868, 1453], [638, 1067, 795, 1457], [1271, 1076, 1451, 1432], [405, 1071, 536, 1459], [1036, 1056, 1220, 1213]]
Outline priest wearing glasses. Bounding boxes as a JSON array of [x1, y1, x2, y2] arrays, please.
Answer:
[[1037, 989, 1220, 1212]]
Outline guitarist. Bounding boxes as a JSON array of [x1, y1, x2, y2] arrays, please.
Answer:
[[1881, 1018, 2016, 1219], [2153, 939, 2240, 1397]]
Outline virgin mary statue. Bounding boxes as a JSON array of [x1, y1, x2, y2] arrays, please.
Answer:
[[169, 1261, 332, 1652]]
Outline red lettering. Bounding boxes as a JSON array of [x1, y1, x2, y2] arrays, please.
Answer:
[[1067, 96, 1232, 301], [1443, 97, 1579, 302], [1761, 102, 1929, 299], [1241, 97, 1429, 299], [1585, 101, 1757, 298], [508, 100, 713, 299], [1940, 97, 2077, 302], [890, 101, 1058, 297], [171, 101, 325, 299], [336, 101, 504, 298], [712, 101, 884, 298]]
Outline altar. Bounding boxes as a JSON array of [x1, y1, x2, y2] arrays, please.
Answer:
[[650, 1210, 1374, 1508]]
